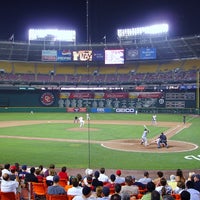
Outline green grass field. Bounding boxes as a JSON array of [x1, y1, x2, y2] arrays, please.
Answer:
[[0, 112, 199, 171]]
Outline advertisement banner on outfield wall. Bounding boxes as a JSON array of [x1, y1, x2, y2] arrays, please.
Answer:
[[57, 50, 72, 61], [91, 108, 113, 113], [66, 107, 87, 113]]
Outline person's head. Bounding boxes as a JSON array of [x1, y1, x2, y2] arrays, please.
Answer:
[[3, 173, 10, 181], [125, 176, 133, 186], [116, 170, 121, 176], [110, 174, 116, 182], [4, 163, 10, 170], [176, 169, 183, 177], [102, 186, 110, 197], [160, 177, 167, 186], [96, 186, 103, 197], [10, 165, 16, 173], [151, 190, 160, 200], [53, 175, 60, 183], [121, 192, 130, 200], [49, 164, 55, 169], [94, 171, 100, 179], [194, 174, 200, 182], [162, 195, 174, 200], [100, 167, 105, 174], [71, 177, 79, 187], [144, 171, 149, 177], [157, 171, 163, 178], [186, 180, 195, 189], [111, 193, 121, 200], [76, 173, 82, 182], [87, 175, 92, 184], [22, 165, 27, 171], [35, 168, 41, 175], [180, 190, 190, 200], [61, 166, 67, 172], [115, 183, 121, 193], [49, 168, 56, 176], [146, 181, 155, 192], [82, 186, 92, 197], [30, 167, 35, 174], [169, 174, 176, 181]]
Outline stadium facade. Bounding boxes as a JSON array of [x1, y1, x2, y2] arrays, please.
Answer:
[[0, 35, 199, 114]]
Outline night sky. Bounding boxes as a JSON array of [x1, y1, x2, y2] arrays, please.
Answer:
[[0, 0, 199, 43]]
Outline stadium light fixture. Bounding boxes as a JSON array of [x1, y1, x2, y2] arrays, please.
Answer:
[[28, 29, 76, 42], [117, 23, 169, 39]]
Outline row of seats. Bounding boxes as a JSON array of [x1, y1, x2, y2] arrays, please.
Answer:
[[0, 69, 197, 84], [0, 59, 199, 75]]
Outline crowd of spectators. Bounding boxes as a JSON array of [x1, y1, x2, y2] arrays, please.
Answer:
[[0, 163, 200, 200]]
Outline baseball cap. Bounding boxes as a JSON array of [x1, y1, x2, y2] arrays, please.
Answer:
[[10, 165, 16, 171], [53, 175, 60, 183], [116, 170, 121, 176], [102, 186, 110, 196]]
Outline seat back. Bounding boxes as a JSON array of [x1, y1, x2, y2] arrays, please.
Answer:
[[0, 191, 16, 200], [32, 182, 47, 195], [59, 179, 68, 187], [46, 193, 68, 200]]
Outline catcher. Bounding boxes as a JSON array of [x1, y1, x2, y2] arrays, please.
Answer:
[[157, 132, 168, 148]]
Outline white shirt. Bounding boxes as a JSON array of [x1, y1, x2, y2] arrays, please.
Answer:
[[68, 186, 83, 196], [1, 179, 19, 194], [1, 169, 11, 176], [187, 188, 200, 200], [98, 174, 109, 183]]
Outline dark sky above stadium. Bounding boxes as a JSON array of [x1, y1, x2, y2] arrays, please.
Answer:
[[0, 0, 199, 43]]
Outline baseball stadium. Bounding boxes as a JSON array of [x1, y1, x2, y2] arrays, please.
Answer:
[[0, 10, 200, 200]]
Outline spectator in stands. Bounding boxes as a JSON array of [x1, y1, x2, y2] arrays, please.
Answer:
[[111, 193, 121, 200], [1, 163, 11, 176], [35, 168, 44, 183], [24, 167, 38, 184], [76, 173, 84, 187], [98, 167, 109, 183], [167, 174, 177, 190], [121, 176, 139, 196], [73, 185, 94, 200], [67, 177, 83, 196], [173, 181, 185, 194], [193, 174, 200, 192], [153, 171, 164, 186], [83, 168, 93, 186], [14, 162, 22, 174], [186, 180, 200, 199], [38, 164, 46, 176], [175, 169, 185, 184], [101, 186, 110, 200], [58, 166, 69, 184], [44, 163, 56, 177], [92, 171, 103, 191], [115, 170, 125, 185], [138, 171, 152, 185], [180, 190, 190, 200], [155, 177, 172, 197], [19, 164, 29, 179], [104, 174, 116, 189], [141, 181, 155, 200], [46, 168, 57, 186], [9, 165, 18, 181], [162, 195, 174, 200], [47, 175, 66, 195], [1, 173, 19, 194], [96, 186, 103, 199], [151, 190, 161, 200], [114, 183, 122, 195], [132, 176, 146, 189]]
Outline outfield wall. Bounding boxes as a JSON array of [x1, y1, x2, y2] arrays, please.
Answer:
[[0, 89, 198, 114]]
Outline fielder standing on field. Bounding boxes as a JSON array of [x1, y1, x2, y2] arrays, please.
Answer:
[[141, 128, 150, 146]]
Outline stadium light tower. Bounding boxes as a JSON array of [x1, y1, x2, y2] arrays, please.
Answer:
[[28, 29, 76, 47]]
